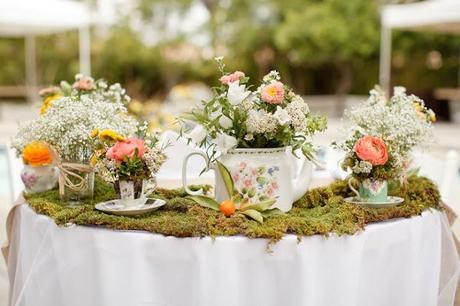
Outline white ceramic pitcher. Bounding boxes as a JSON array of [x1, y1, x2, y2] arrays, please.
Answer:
[[182, 147, 312, 212]]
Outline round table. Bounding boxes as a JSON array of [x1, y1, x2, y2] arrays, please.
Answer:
[[5, 204, 460, 306]]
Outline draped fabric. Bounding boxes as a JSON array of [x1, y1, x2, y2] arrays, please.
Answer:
[[3, 203, 459, 306]]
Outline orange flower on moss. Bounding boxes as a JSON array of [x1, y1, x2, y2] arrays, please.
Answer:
[[22, 142, 53, 167], [40, 94, 62, 115]]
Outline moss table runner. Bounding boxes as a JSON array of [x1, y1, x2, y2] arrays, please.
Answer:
[[20, 176, 442, 242]]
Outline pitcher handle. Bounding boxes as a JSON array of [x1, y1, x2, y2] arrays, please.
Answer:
[[348, 177, 360, 198], [182, 151, 211, 195]]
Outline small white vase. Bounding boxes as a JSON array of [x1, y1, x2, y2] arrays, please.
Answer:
[[182, 147, 313, 212], [21, 165, 59, 194]]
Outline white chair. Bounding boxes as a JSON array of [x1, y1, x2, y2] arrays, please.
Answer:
[[5, 142, 23, 202], [157, 131, 214, 188], [413, 150, 460, 206]]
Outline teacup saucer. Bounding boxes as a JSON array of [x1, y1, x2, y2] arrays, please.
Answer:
[[95, 198, 166, 216], [343, 196, 404, 208]]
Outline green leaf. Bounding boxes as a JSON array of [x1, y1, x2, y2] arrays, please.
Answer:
[[261, 208, 284, 218], [241, 199, 276, 212], [240, 209, 264, 224], [188, 195, 220, 211], [216, 161, 234, 199]]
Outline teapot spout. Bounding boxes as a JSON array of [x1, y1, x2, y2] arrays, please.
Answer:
[[293, 159, 313, 201]]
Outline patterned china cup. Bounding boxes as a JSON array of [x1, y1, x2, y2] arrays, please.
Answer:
[[116, 179, 156, 208], [348, 178, 388, 203]]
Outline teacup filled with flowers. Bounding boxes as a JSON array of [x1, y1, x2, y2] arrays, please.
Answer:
[[334, 86, 435, 204], [20, 141, 59, 194], [92, 125, 166, 208], [181, 57, 327, 212]]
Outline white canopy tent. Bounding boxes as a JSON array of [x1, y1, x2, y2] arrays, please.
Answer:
[[379, 0, 460, 93], [0, 0, 91, 101]]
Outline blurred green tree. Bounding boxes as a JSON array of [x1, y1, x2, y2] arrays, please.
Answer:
[[274, 0, 379, 113]]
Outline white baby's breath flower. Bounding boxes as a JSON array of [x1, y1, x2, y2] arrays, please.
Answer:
[[12, 94, 137, 162], [213, 133, 237, 154], [393, 86, 406, 96], [244, 133, 254, 141], [219, 115, 233, 129], [245, 109, 278, 134], [227, 82, 250, 105], [185, 125, 207, 144], [262, 70, 281, 83], [352, 160, 373, 174], [286, 97, 309, 132], [273, 106, 291, 125]]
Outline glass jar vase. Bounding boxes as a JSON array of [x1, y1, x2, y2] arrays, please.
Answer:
[[58, 162, 95, 204]]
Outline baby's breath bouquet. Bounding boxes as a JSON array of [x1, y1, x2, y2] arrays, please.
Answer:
[[12, 74, 137, 163], [181, 57, 327, 161], [334, 86, 435, 181]]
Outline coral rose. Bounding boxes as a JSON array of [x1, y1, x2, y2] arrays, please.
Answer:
[[354, 136, 388, 166], [22, 141, 53, 167], [106, 138, 146, 162], [261, 81, 285, 104], [219, 71, 245, 85]]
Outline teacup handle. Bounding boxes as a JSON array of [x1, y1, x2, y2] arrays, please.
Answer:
[[144, 179, 157, 197], [348, 177, 360, 198], [182, 151, 211, 195]]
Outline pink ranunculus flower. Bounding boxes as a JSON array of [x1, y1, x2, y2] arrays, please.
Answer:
[[261, 81, 285, 104], [354, 136, 388, 166], [106, 138, 146, 162], [73, 77, 95, 91], [219, 71, 245, 85]]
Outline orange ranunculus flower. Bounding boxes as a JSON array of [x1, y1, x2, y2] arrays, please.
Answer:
[[22, 142, 53, 167], [354, 136, 388, 166]]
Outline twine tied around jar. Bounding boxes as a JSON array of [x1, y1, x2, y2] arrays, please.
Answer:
[[47, 145, 94, 194]]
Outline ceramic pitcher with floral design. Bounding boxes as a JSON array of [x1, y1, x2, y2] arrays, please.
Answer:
[[182, 147, 312, 212]]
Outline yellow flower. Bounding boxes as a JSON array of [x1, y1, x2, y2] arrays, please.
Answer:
[[90, 129, 99, 138], [430, 112, 436, 123], [413, 102, 422, 111], [99, 129, 125, 142], [40, 94, 62, 115]]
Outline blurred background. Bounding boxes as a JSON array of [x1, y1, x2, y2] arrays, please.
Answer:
[[0, 0, 460, 303]]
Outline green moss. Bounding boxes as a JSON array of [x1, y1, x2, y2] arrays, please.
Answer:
[[24, 176, 441, 243]]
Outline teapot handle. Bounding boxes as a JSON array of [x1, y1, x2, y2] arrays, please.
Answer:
[[182, 151, 211, 195]]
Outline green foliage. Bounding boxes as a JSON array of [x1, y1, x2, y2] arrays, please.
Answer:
[[216, 161, 234, 198], [25, 175, 441, 243], [118, 153, 149, 181]]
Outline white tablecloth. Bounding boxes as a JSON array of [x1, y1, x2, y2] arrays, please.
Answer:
[[4, 204, 460, 306]]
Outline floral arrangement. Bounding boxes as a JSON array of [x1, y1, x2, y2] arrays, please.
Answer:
[[182, 57, 327, 161], [334, 87, 435, 181], [92, 124, 166, 183], [12, 74, 138, 163], [21, 141, 54, 167]]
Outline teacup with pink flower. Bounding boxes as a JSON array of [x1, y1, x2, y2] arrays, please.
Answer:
[[93, 132, 167, 208]]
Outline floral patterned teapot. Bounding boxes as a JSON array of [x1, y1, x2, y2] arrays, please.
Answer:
[[182, 147, 312, 212]]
